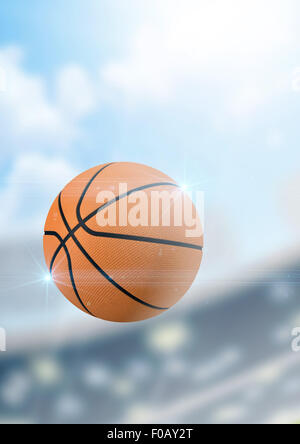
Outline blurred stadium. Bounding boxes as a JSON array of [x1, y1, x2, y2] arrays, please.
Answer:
[[0, 239, 300, 424]]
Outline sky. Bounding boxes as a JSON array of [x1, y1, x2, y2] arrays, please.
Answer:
[[1, 0, 300, 277]]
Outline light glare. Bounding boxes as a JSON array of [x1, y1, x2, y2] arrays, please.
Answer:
[[44, 273, 51, 283]]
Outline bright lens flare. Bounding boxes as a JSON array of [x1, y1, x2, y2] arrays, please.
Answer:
[[44, 273, 51, 283]]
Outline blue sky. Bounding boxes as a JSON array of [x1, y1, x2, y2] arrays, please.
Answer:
[[0, 0, 300, 276]]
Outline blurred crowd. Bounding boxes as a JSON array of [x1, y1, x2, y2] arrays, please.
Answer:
[[0, 246, 300, 424]]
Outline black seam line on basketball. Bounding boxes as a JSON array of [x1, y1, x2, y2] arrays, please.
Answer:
[[76, 162, 177, 238], [75, 169, 202, 251], [45, 163, 114, 272], [57, 193, 168, 311], [44, 231, 94, 316], [48, 181, 200, 273], [77, 181, 180, 232], [76, 162, 115, 227], [76, 231, 203, 251]]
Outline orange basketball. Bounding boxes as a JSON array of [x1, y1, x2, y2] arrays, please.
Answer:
[[43, 162, 203, 322]]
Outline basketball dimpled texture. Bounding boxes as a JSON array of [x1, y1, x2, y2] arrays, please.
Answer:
[[43, 162, 203, 322]]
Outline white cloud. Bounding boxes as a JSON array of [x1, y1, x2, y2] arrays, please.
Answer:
[[56, 64, 97, 119], [0, 153, 78, 235], [102, 26, 173, 104], [0, 47, 97, 155], [0, 47, 98, 236], [227, 85, 266, 118], [101, 0, 294, 109]]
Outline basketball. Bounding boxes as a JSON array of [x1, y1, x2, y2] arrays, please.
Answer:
[[43, 162, 203, 322]]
